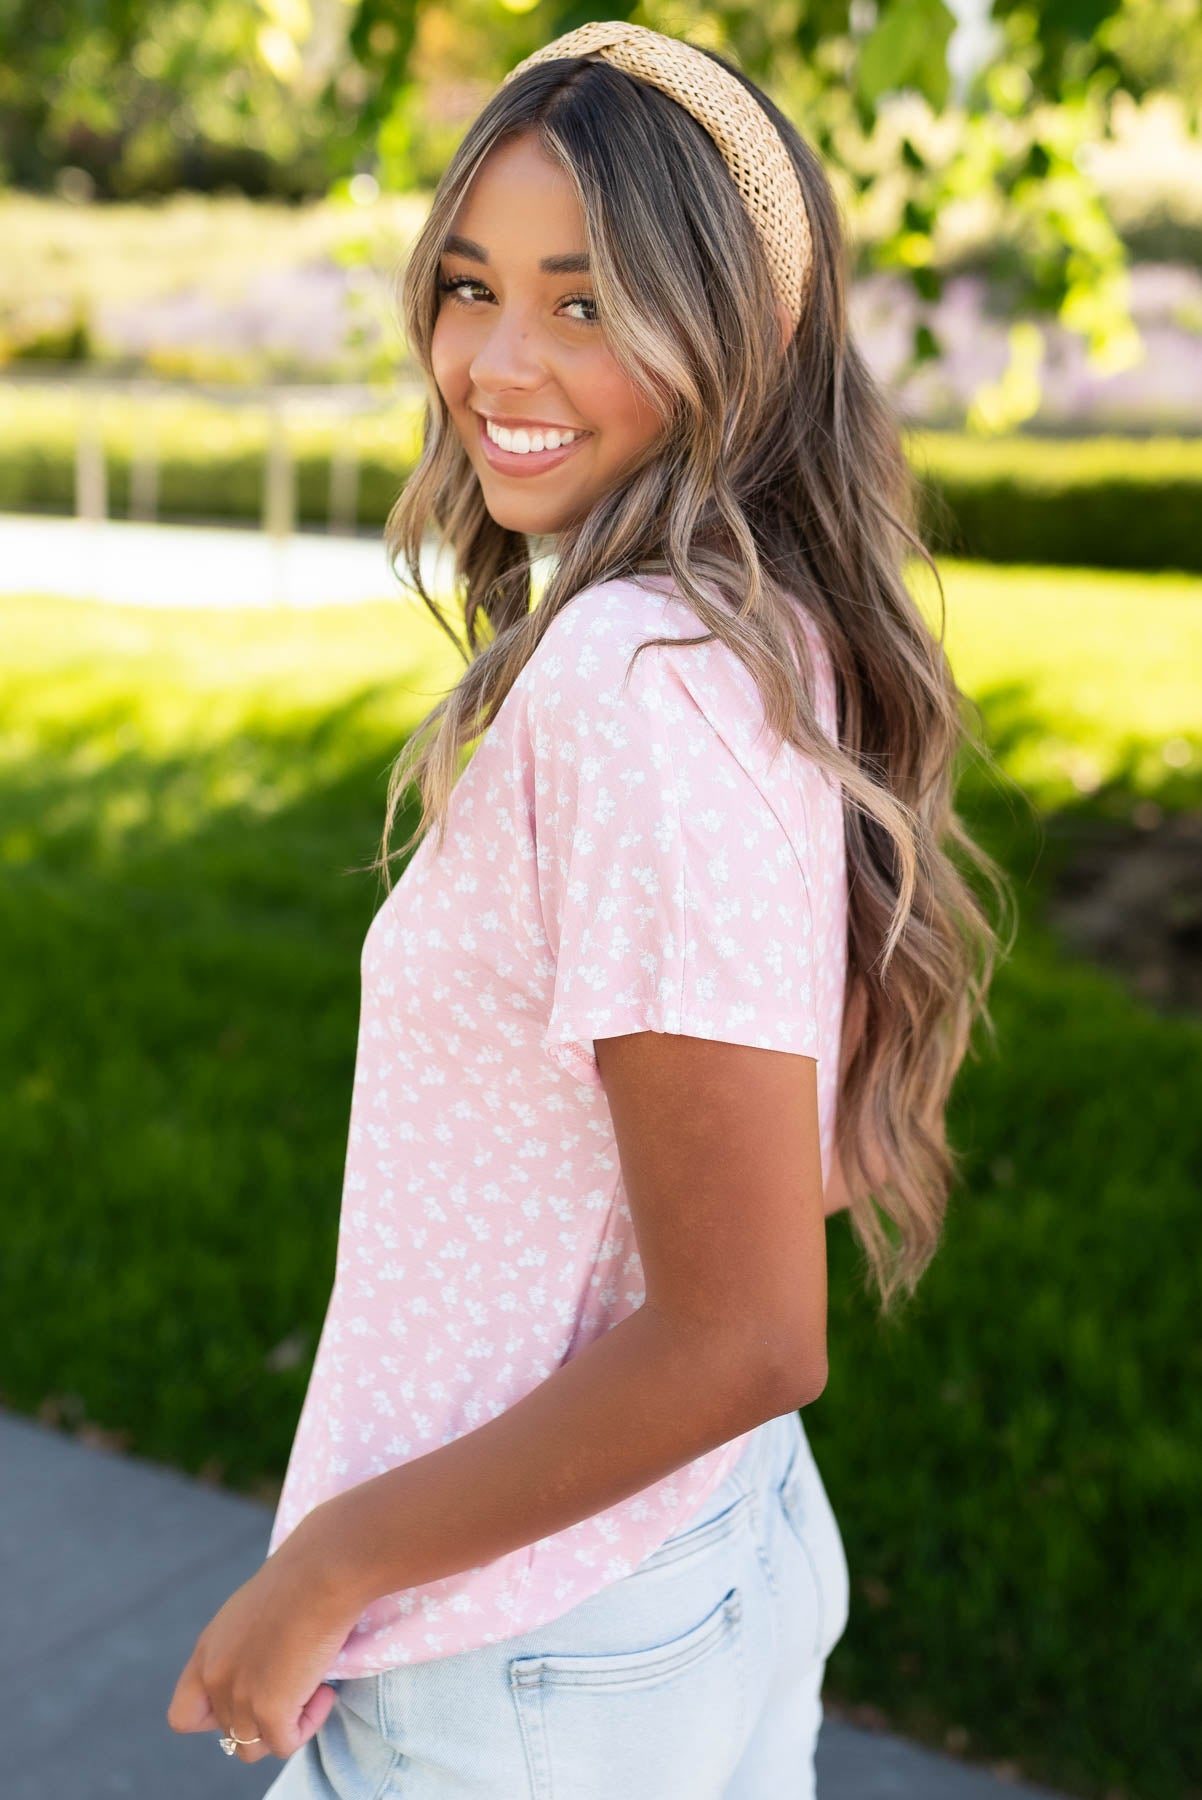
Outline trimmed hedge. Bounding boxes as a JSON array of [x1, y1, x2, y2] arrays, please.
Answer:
[[0, 386, 423, 531], [911, 431, 1202, 575], [2, 384, 1201, 574]]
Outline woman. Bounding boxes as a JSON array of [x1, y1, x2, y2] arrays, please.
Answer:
[[168, 22, 1011, 1796]]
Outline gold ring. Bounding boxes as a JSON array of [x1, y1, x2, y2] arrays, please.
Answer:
[[218, 1730, 262, 1754]]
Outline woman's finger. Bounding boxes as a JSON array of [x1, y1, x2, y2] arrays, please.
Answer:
[[234, 1732, 273, 1764], [296, 1681, 339, 1743], [166, 1658, 219, 1735], [220, 1711, 269, 1762]]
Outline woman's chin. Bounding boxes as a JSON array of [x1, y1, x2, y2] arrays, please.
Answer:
[[481, 493, 579, 536]]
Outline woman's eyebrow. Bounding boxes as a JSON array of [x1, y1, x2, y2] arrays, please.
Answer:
[[441, 233, 590, 274]]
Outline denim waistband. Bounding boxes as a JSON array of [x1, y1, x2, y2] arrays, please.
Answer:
[[673, 1407, 804, 1539], [732, 1405, 804, 1496]]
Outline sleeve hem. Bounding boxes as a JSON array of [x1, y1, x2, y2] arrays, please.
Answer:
[[542, 1015, 821, 1088]]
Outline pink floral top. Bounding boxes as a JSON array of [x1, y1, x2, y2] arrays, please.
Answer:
[[266, 572, 849, 1676]]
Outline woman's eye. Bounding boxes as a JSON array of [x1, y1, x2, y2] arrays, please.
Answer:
[[436, 274, 597, 324], [437, 274, 488, 307]]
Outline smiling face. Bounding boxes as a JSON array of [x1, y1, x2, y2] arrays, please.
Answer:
[[430, 131, 665, 539]]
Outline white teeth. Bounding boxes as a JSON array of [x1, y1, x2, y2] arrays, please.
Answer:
[[485, 419, 583, 454]]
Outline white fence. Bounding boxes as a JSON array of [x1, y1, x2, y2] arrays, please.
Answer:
[[3, 367, 426, 542]]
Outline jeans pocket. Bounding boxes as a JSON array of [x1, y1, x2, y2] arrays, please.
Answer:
[[776, 1427, 850, 1663], [633, 1484, 757, 1578], [508, 1586, 745, 1800]]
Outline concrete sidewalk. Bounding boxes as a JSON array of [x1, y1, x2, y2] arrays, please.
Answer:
[[0, 511, 448, 609], [0, 1405, 1071, 1799]]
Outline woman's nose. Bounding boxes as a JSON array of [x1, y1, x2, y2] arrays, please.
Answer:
[[468, 308, 547, 392]]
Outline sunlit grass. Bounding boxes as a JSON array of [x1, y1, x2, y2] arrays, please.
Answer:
[[912, 557, 1201, 800], [0, 589, 465, 854]]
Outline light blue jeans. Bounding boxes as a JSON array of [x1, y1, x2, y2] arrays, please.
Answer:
[[260, 1406, 849, 1798]]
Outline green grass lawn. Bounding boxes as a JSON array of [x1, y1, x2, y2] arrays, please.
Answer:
[[2, 564, 1199, 1800]]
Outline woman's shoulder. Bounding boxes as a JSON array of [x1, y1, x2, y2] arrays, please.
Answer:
[[522, 569, 837, 747], [533, 572, 681, 655], [518, 574, 682, 710]]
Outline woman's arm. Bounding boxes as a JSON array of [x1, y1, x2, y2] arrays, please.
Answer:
[[292, 1032, 830, 1617]]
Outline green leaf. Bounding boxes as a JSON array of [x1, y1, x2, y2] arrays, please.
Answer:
[[903, 197, 934, 234], [1023, 141, 1053, 180], [857, 0, 956, 110], [913, 321, 941, 363]]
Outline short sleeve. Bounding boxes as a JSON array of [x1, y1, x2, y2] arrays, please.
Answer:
[[527, 613, 823, 1088]]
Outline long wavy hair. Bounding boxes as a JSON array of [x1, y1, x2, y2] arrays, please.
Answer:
[[364, 41, 1017, 1315]]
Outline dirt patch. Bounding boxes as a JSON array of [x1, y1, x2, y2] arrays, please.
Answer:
[[1042, 806, 1202, 1015]]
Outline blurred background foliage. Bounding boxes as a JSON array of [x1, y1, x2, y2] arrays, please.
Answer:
[[2, 0, 1202, 425]]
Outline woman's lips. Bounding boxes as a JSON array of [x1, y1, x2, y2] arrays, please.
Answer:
[[476, 413, 591, 476]]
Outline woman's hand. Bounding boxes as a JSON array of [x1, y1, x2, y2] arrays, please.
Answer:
[[166, 1516, 362, 1766]]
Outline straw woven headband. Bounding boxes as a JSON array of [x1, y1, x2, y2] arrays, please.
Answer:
[[498, 21, 813, 334]]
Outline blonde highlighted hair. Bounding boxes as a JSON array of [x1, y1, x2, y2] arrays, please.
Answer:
[[362, 42, 1017, 1314]]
